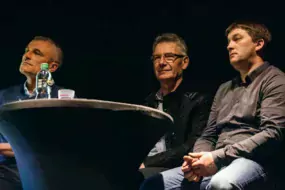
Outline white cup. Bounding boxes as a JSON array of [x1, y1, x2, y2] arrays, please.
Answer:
[[58, 89, 75, 99]]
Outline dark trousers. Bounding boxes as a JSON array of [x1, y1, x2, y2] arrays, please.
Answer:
[[0, 165, 22, 190], [133, 167, 169, 189], [139, 167, 169, 179]]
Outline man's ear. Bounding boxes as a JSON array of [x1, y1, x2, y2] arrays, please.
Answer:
[[49, 62, 59, 73], [255, 39, 265, 52], [182, 56, 189, 70]]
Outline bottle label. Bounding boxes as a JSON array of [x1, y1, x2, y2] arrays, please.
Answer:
[[38, 79, 48, 88], [38, 79, 42, 88]]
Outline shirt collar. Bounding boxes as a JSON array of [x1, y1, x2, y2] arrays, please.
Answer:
[[23, 81, 36, 97], [232, 62, 270, 86], [248, 61, 270, 81], [155, 90, 163, 101], [155, 80, 187, 104], [145, 79, 188, 106]]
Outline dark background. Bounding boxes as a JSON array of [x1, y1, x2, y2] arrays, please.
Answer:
[[0, 1, 283, 104]]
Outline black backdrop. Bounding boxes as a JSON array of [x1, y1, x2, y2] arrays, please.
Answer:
[[0, 1, 283, 104]]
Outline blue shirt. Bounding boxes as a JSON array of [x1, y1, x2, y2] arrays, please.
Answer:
[[0, 83, 62, 164]]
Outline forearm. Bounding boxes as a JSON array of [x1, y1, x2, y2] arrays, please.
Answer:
[[211, 127, 283, 168], [193, 137, 216, 153], [0, 143, 12, 151], [0, 143, 14, 157], [0, 150, 14, 157]]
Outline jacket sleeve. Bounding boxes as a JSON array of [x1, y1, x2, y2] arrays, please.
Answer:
[[144, 94, 212, 168]]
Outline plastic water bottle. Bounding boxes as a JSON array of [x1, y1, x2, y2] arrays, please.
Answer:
[[35, 63, 53, 99]]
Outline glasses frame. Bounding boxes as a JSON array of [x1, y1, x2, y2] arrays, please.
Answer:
[[151, 53, 185, 64]]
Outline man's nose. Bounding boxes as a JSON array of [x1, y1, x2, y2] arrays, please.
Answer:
[[23, 51, 32, 60], [158, 60, 167, 68], [227, 41, 234, 51], [158, 55, 167, 65]]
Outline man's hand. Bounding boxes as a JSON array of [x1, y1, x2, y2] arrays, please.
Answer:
[[189, 152, 218, 177], [184, 171, 201, 182], [182, 155, 197, 173], [139, 163, 145, 169], [182, 155, 201, 182]]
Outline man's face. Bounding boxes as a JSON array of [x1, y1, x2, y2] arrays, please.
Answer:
[[20, 40, 59, 77], [152, 42, 189, 82], [227, 28, 261, 69]]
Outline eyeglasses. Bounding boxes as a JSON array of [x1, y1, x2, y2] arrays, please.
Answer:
[[151, 53, 185, 64]]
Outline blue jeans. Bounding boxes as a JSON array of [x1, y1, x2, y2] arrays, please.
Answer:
[[139, 158, 268, 190]]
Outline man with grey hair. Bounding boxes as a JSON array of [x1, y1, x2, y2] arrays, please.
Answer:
[[140, 20, 285, 190], [0, 36, 66, 189], [139, 33, 212, 179]]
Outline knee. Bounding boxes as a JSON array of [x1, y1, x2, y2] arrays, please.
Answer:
[[140, 167, 184, 190], [207, 176, 236, 190], [140, 174, 164, 190]]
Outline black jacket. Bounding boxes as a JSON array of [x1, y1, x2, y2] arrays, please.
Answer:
[[143, 82, 212, 168]]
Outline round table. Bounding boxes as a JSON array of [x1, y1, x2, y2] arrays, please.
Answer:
[[0, 99, 173, 190]]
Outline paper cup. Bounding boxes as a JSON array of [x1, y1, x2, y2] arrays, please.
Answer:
[[58, 89, 75, 99]]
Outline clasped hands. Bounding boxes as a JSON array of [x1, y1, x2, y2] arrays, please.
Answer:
[[182, 152, 218, 182]]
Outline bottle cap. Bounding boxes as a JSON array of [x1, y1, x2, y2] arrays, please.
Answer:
[[41, 63, 49, 70]]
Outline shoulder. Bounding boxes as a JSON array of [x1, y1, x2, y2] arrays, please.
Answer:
[[185, 91, 214, 108], [0, 85, 22, 95], [180, 82, 215, 103], [209, 80, 233, 102], [184, 91, 208, 102], [267, 65, 285, 75], [260, 66, 285, 94], [144, 91, 156, 106], [263, 65, 285, 83], [217, 80, 233, 93], [0, 84, 23, 106], [0, 85, 23, 99], [177, 85, 213, 112]]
